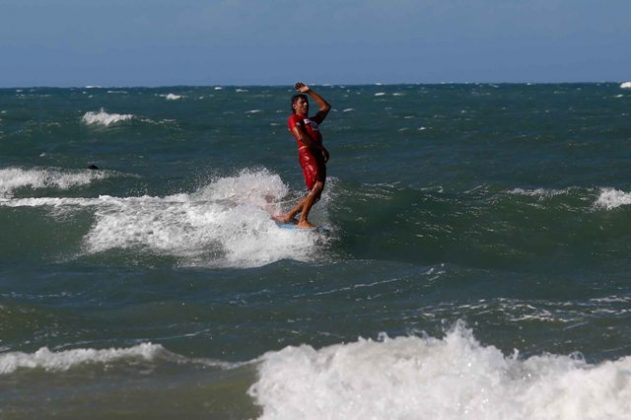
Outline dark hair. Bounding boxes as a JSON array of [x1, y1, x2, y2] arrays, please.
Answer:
[[291, 94, 308, 113]]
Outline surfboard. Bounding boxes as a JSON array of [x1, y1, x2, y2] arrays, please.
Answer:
[[276, 222, 317, 231]]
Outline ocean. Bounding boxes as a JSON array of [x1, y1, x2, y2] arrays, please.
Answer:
[[1, 83, 630, 419]]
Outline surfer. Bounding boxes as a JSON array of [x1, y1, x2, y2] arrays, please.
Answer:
[[273, 82, 331, 229]]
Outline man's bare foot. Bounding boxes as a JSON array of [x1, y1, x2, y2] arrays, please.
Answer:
[[272, 214, 297, 224], [296, 220, 316, 229]]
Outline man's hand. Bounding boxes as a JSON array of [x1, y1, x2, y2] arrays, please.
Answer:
[[322, 147, 330, 163], [295, 82, 310, 93]]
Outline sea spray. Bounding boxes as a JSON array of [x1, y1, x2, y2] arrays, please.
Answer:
[[249, 323, 631, 420], [594, 188, 631, 210], [81, 108, 133, 126], [0, 167, 112, 198], [81, 169, 328, 267], [0, 343, 164, 374], [0, 168, 329, 268]]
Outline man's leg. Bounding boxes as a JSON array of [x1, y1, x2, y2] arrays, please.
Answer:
[[273, 197, 306, 224], [296, 180, 323, 228], [273, 154, 324, 225]]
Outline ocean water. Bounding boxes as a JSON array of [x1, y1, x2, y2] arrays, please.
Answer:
[[1, 83, 631, 419]]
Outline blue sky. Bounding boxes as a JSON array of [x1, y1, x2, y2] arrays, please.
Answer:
[[1, 0, 630, 86]]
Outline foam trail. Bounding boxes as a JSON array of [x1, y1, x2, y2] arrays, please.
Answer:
[[508, 187, 574, 198], [594, 188, 631, 210], [81, 108, 133, 126], [249, 323, 631, 420], [0, 167, 112, 198], [0, 343, 164, 374], [0, 343, 238, 375]]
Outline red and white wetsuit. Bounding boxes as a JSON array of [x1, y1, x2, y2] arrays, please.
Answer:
[[288, 113, 326, 190]]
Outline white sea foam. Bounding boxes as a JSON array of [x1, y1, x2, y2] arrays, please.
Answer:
[[81, 108, 133, 126], [162, 93, 182, 101], [83, 169, 329, 267], [620, 82, 631, 89], [508, 187, 573, 198], [0, 168, 330, 268], [2, 196, 120, 210], [249, 323, 631, 420], [374, 92, 386, 97], [0, 343, 164, 375], [594, 188, 631, 210], [0, 167, 112, 198]]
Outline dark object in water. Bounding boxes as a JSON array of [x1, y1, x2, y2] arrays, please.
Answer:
[[87, 164, 99, 170]]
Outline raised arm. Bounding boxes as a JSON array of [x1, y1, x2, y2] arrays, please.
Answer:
[[295, 82, 330, 124]]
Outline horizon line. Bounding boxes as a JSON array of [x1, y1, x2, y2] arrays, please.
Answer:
[[1, 80, 629, 89]]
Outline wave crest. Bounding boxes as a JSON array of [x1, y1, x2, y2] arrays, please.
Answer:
[[0, 167, 111, 198], [81, 168, 327, 268], [594, 188, 631, 210], [0, 343, 164, 375], [0, 168, 331, 268], [249, 323, 631, 420], [81, 108, 133, 126], [161, 93, 182, 101]]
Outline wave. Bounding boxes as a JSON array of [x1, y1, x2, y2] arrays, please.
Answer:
[[0, 343, 164, 375], [4, 323, 630, 418], [162, 93, 183, 100], [0, 167, 112, 198], [249, 322, 631, 420], [620, 82, 631, 89], [507, 185, 631, 211], [81, 168, 330, 267], [594, 188, 631, 210], [81, 108, 133, 126], [0, 342, 236, 375], [0, 168, 332, 268], [508, 187, 575, 198]]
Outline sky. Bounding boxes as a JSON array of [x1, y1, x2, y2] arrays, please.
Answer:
[[1, 0, 630, 87]]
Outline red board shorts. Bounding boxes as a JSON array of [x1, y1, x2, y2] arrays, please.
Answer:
[[298, 147, 326, 190]]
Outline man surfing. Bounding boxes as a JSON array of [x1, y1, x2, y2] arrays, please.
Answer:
[[273, 82, 331, 229]]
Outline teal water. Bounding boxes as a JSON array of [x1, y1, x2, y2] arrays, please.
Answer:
[[1, 84, 631, 418]]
